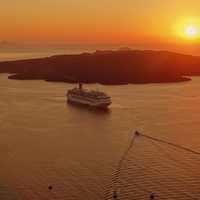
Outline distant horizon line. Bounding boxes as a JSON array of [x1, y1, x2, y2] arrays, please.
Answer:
[[0, 48, 199, 57], [1, 41, 200, 56], [0, 49, 199, 63]]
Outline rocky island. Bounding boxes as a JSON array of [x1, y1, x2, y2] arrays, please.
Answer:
[[1, 49, 200, 84]]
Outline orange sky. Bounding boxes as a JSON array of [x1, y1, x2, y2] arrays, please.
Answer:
[[1, 0, 200, 49]]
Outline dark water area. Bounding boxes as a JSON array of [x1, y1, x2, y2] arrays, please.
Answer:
[[1, 74, 200, 199]]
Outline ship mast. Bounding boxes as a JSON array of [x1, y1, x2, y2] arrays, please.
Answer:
[[78, 82, 83, 90]]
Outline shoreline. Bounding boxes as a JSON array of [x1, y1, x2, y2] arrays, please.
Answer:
[[7, 73, 191, 85]]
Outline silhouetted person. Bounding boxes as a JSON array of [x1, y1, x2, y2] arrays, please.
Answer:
[[48, 186, 53, 190], [113, 190, 118, 199], [150, 193, 155, 199]]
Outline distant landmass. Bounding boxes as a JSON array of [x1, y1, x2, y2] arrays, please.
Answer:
[[1, 49, 200, 84]]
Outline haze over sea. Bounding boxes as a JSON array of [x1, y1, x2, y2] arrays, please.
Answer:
[[0, 47, 94, 61], [1, 61, 200, 199], [0, 45, 133, 61], [0, 47, 119, 61], [1, 43, 200, 62]]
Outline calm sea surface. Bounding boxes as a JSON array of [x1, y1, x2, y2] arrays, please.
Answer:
[[1, 72, 200, 199]]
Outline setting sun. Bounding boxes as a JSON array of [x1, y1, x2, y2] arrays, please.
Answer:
[[184, 25, 198, 38], [175, 19, 200, 42]]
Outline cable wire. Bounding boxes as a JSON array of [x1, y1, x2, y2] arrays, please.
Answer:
[[110, 131, 200, 200]]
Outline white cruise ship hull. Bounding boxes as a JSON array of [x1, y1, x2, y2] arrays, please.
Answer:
[[67, 94, 111, 108]]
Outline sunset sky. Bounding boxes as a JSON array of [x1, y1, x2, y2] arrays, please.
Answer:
[[1, 0, 200, 52]]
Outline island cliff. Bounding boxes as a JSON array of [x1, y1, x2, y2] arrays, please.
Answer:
[[1, 49, 200, 84]]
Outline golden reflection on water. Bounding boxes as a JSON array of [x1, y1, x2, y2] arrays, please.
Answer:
[[1, 74, 200, 199]]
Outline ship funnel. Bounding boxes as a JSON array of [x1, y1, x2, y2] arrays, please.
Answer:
[[79, 82, 83, 90]]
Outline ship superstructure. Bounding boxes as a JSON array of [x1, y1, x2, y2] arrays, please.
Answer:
[[67, 83, 112, 108]]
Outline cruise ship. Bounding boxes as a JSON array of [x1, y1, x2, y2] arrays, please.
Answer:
[[67, 83, 112, 108]]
